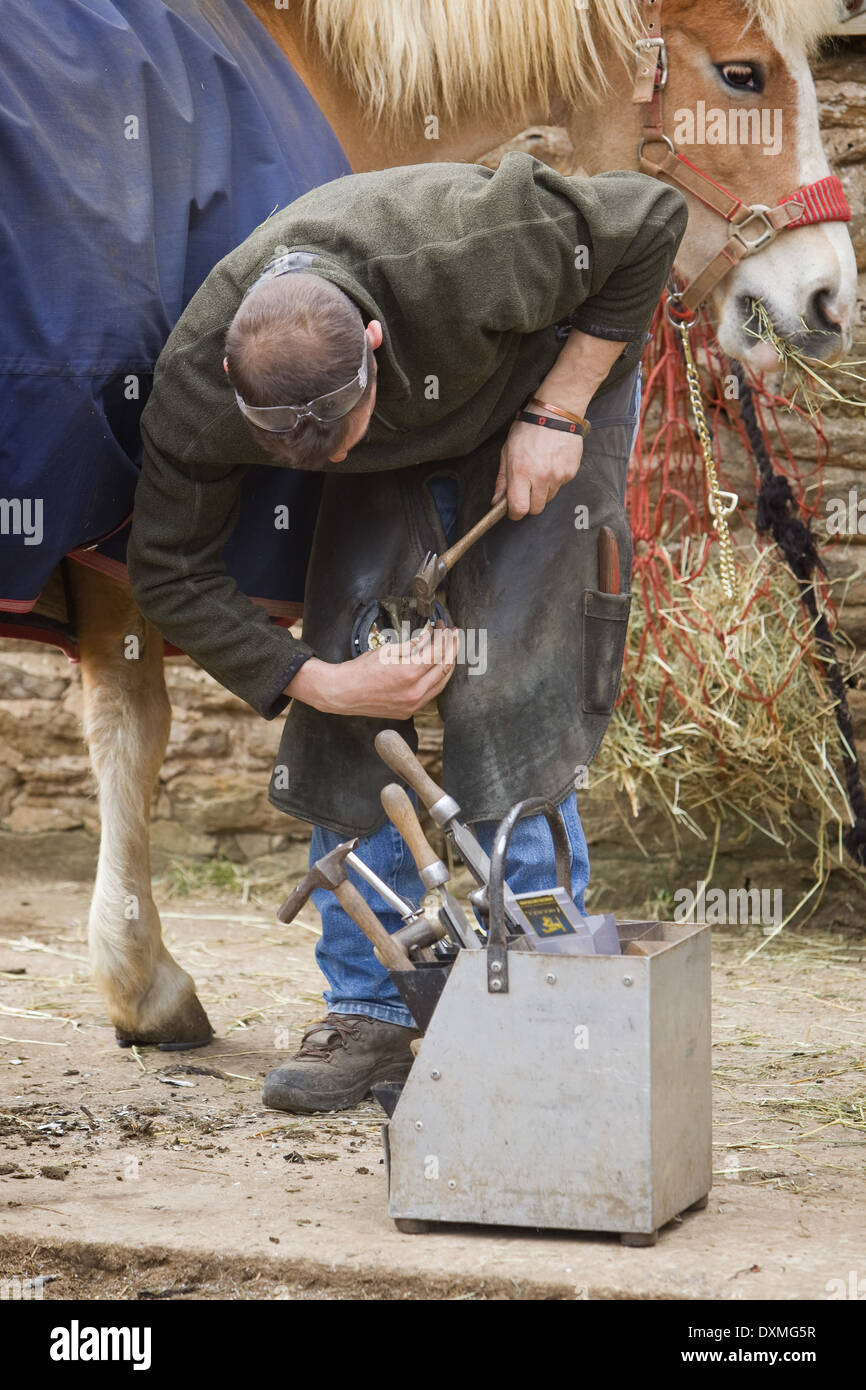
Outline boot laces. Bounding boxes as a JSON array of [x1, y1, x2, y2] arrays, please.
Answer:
[[297, 1014, 362, 1059]]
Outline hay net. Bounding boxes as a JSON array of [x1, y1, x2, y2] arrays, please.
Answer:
[[603, 294, 857, 855]]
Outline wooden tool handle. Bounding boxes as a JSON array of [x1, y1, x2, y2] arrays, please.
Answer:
[[334, 880, 415, 973], [374, 730, 447, 811], [439, 497, 508, 574], [276, 874, 315, 924], [381, 783, 441, 875]]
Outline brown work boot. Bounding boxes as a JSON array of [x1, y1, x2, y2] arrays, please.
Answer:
[[262, 1013, 421, 1114]]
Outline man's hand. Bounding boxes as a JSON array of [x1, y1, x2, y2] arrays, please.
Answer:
[[493, 328, 630, 519], [492, 421, 584, 519], [285, 625, 459, 719]]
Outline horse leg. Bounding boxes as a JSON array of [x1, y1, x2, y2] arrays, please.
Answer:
[[70, 562, 213, 1047]]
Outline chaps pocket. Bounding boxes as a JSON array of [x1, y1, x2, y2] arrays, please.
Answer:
[[582, 589, 632, 714]]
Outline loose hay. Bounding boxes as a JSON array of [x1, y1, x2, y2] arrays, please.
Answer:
[[745, 298, 866, 416], [596, 539, 865, 866]]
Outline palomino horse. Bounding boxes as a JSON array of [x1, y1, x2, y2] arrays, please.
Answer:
[[65, 0, 857, 1045]]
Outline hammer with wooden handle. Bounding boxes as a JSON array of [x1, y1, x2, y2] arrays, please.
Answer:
[[277, 838, 414, 973], [281, 835, 423, 928], [413, 497, 509, 619]]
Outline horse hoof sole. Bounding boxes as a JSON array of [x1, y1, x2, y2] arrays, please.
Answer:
[[115, 1032, 213, 1051]]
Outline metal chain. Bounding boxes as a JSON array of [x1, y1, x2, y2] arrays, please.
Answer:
[[676, 317, 739, 599]]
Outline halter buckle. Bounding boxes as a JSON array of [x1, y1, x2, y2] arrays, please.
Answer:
[[731, 206, 777, 254], [636, 37, 668, 89]]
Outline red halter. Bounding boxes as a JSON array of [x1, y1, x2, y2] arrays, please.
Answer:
[[633, 0, 852, 312]]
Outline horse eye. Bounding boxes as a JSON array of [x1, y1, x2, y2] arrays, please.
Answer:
[[716, 62, 764, 94]]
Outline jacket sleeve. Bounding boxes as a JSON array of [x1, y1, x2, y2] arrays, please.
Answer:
[[127, 322, 315, 721], [562, 170, 689, 343], [480, 156, 687, 341]]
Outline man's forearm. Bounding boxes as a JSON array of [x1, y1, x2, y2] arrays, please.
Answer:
[[533, 330, 628, 418], [128, 425, 316, 721]]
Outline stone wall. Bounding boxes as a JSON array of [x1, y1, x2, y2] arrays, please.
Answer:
[[2, 38, 865, 917], [0, 648, 291, 879], [0, 640, 444, 882]]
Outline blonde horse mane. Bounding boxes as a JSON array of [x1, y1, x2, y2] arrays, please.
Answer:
[[298, 0, 840, 128]]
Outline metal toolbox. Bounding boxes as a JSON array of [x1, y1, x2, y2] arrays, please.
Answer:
[[381, 920, 712, 1244]]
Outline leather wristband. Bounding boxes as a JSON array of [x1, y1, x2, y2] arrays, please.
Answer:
[[516, 409, 590, 438], [530, 397, 592, 435]]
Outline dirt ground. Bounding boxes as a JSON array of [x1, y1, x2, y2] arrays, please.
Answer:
[[1, 867, 865, 1302]]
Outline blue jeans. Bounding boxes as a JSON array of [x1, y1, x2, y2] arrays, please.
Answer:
[[309, 465, 597, 1028]]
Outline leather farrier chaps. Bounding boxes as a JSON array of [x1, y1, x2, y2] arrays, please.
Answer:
[[269, 368, 639, 836]]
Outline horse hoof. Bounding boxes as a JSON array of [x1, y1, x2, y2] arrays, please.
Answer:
[[114, 993, 214, 1050]]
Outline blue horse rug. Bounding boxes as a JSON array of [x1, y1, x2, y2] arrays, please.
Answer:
[[0, 0, 350, 655]]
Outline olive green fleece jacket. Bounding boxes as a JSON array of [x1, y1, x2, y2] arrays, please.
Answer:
[[128, 152, 687, 719]]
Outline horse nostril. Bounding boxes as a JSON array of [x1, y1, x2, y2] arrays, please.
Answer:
[[807, 288, 843, 337]]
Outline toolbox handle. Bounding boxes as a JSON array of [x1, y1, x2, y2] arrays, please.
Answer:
[[486, 798, 572, 993]]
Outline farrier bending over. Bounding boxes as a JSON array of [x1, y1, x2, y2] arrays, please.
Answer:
[[128, 152, 686, 1111]]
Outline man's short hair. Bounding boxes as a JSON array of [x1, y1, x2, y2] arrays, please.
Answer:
[[225, 273, 373, 467]]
